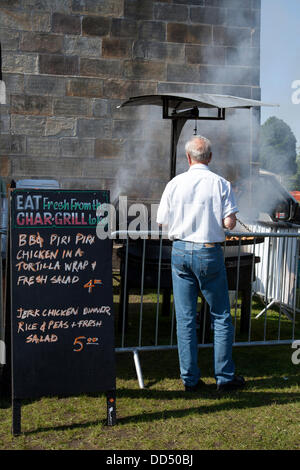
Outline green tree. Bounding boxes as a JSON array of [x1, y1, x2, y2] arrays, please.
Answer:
[[287, 151, 300, 190], [259, 116, 297, 176]]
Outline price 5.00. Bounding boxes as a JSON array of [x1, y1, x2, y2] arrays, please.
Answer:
[[73, 336, 99, 352]]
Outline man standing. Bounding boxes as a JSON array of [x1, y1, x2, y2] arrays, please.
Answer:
[[156, 135, 245, 392]]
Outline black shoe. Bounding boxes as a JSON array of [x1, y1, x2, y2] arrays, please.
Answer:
[[217, 375, 245, 392], [184, 379, 206, 392]]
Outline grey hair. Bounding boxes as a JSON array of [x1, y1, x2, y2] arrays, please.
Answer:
[[185, 135, 212, 163]]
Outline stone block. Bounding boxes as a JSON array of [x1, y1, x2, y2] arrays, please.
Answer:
[[0, 135, 11, 155], [22, 0, 71, 12], [125, 138, 166, 161], [198, 64, 259, 86], [0, 113, 10, 133], [51, 12, 81, 35], [111, 18, 138, 38], [20, 32, 64, 53], [185, 44, 225, 65], [0, 0, 19, 8], [213, 26, 251, 46], [94, 139, 124, 158], [157, 81, 252, 99], [12, 156, 83, 178], [138, 21, 165, 41], [154, 3, 188, 22], [0, 135, 26, 155], [167, 63, 200, 83], [80, 58, 122, 78], [2, 53, 38, 74], [220, 85, 252, 98], [169, 0, 203, 4], [252, 8, 260, 27], [45, 117, 77, 137], [226, 47, 260, 67], [103, 78, 157, 99], [167, 23, 212, 44], [64, 36, 102, 58], [53, 97, 90, 116], [39, 54, 79, 76], [190, 6, 227, 25], [32, 12, 51, 32], [82, 158, 121, 178], [251, 28, 260, 47], [0, 156, 10, 178], [61, 177, 102, 190], [112, 120, 145, 139], [66, 78, 104, 98], [71, 0, 123, 16], [226, 8, 257, 28], [0, 9, 50, 32], [2, 74, 24, 95], [77, 118, 111, 138], [205, 0, 251, 7], [124, 0, 154, 20], [0, 29, 20, 51], [252, 0, 261, 9], [25, 74, 65, 96], [123, 60, 166, 80], [102, 38, 132, 58], [11, 135, 26, 154], [92, 99, 109, 118], [27, 137, 60, 157], [82, 16, 110, 36], [133, 40, 185, 62], [0, 10, 32, 31], [109, 99, 152, 120], [60, 137, 95, 158], [251, 86, 261, 100], [10, 94, 53, 115], [11, 115, 47, 136]]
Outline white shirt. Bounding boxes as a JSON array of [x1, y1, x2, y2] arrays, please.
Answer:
[[156, 163, 238, 243]]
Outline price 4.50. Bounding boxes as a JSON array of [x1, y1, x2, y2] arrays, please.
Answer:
[[73, 336, 99, 352]]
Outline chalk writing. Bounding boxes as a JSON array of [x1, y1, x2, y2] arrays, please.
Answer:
[[11, 189, 115, 401]]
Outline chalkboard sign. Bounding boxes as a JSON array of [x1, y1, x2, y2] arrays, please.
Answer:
[[10, 189, 116, 431]]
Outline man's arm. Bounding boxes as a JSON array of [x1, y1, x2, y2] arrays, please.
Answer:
[[223, 213, 237, 230]]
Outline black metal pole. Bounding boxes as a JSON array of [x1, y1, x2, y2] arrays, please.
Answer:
[[170, 118, 188, 180], [170, 119, 177, 180], [12, 398, 21, 436]]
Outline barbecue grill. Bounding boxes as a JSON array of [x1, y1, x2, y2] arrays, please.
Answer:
[[116, 234, 263, 337], [115, 93, 278, 337]]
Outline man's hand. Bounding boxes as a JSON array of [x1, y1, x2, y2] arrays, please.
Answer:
[[223, 213, 237, 230]]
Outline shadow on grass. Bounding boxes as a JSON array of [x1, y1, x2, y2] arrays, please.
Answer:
[[115, 391, 300, 426], [3, 345, 299, 436], [12, 374, 300, 436]]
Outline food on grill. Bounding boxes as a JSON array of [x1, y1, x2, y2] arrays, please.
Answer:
[[226, 236, 254, 241]]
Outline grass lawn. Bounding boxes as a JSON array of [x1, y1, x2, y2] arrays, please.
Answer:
[[0, 280, 299, 450], [0, 346, 299, 450]]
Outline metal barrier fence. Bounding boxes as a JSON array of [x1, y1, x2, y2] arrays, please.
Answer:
[[0, 227, 299, 387], [0, 228, 5, 367], [112, 229, 300, 388]]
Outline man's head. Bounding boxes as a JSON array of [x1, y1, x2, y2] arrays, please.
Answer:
[[185, 135, 212, 165]]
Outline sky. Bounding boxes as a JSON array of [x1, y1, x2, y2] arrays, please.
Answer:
[[260, 0, 300, 148]]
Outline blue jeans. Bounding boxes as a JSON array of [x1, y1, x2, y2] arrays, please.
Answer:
[[171, 240, 235, 386]]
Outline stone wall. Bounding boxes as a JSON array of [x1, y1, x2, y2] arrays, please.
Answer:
[[0, 0, 261, 202]]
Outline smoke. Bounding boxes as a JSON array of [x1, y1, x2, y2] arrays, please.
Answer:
[[110, 104, 171, 204], [112, 102, 264, 223], [111, 8, 289, 225]]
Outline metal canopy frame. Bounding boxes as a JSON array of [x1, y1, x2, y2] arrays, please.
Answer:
[[118, 93, 277, 180]]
